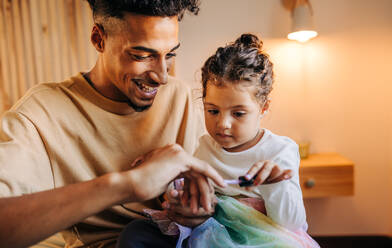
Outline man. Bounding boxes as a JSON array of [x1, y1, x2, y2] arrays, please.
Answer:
[[0, 1, 224, 247]]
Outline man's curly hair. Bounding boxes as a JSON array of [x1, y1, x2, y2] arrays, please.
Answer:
[[86, 0, 200, 20], [201, 33, 274, 104]]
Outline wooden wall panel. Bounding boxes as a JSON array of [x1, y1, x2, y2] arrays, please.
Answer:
[[0, 1, 10, 111], [0, 0, 97, 114]]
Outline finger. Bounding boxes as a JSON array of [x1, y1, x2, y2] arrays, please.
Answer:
[[195, 175, 212, 212], [266, 169, 293, 184], [186, 172, 216, 211], [189, 179, 199, 214], [254, 161, 274, 185], [208, 180, 214, 194], [181, 175, 191, 207], [184, 156, 226, 188], [170, 189, 179, 198], [209, 181, 216, 210], [181, 188, 189, 207], [264, 166, 283, 183], [162, 200, 170, 209], [174, 178, 184, 190], [211, 195, 218, 207], [180, 177, 185, 188], [167, 189, 181, 204], [245, 161, 267, 181]]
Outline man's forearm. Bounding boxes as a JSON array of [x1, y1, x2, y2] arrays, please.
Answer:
[[0, 172, 129, 248]]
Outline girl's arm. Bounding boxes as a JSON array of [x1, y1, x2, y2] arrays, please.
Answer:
[[254, 141, 307, 230]]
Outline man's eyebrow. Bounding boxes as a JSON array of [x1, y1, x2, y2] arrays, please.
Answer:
[[130, 43, 181, 54], [170, 43, 181, 52], [130, 46, 158, 53]]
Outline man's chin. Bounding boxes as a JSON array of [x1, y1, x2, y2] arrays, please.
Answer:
[[127, 100, 152, 112]]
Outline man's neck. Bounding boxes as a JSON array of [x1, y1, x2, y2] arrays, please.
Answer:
[[86, 60, 128, 102]]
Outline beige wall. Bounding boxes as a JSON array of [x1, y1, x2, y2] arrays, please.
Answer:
[[177, 0, 392, 236]]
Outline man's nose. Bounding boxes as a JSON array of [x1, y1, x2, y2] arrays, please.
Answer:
[[149, 58, 168, 85]]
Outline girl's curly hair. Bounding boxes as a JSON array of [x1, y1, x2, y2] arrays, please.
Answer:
[[201, 33, 274, 103]]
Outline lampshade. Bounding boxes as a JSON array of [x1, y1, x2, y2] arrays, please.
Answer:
[[287, 5, 318, 42]]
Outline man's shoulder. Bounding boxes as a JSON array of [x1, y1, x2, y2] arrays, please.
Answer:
[[10, 76, 79, 113], [166, 76, 193, 95], [168, 76, 186, 86], [166, 76, 203, 109]]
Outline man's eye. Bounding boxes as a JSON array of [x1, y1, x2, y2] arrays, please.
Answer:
[[166, 53, 177, 59], [207, 109, 219, 115], [131, 54, 152, 61], [233, 112, 246, 118]]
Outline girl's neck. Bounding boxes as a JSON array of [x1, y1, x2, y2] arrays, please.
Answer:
[[224, 129, 264, 153]]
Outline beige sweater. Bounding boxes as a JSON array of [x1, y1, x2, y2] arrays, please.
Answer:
[[0, 73, 203, 247]]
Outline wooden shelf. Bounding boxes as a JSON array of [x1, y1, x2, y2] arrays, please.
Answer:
[[299, 153, 354, 198]]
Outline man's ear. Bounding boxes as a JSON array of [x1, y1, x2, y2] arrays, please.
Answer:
[[91, 24, 105, 53]]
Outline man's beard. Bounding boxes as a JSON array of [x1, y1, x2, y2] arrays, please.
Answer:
[[127, 100, 152, 112]]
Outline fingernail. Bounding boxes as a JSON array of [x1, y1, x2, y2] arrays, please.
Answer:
[[284, 175, 290, 179], [171, 190, 179, 197], [245, 174, 251, 180], [174, 178, 184, 190]]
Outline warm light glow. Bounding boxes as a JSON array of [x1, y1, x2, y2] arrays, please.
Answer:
[[287, 30, 318, 43]]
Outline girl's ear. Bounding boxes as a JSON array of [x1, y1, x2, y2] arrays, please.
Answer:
[[91, 24, 106, 53], [261, 99, 270, 115]]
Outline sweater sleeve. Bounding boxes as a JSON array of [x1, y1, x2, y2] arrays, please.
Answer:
[[0, 110, 54, 197], [256, 140, 307, 230]]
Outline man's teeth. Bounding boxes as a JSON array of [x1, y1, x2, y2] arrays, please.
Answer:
[[137, 82, 156, 92]]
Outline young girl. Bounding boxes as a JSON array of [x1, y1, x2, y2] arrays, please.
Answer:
[[118, 33, 319, 248], [181, 33, 319, 247]]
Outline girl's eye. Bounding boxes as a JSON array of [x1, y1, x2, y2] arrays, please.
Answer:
[[207, 109, 219, 115], [233, 112, 246, 118]]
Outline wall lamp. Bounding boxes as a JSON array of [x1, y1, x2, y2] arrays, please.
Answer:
[[283, 0, 318, 42]]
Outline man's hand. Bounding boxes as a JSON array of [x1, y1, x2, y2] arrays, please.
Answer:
[[0, 144, 225, 248], [123, 144, 226, 204]]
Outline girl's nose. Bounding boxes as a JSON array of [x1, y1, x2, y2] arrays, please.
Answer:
[[217, 114, 231, 129]]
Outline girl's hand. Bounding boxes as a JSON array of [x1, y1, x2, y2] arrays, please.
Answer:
[[163, 180, 217, 227], [244, 160, 292, 189]]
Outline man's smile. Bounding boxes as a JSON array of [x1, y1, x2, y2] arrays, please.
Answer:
[[132, 79, 159, 97]]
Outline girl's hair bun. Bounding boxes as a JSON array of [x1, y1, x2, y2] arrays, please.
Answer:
[[201, 33, 273, 103], [234, 33, 263, 50]]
